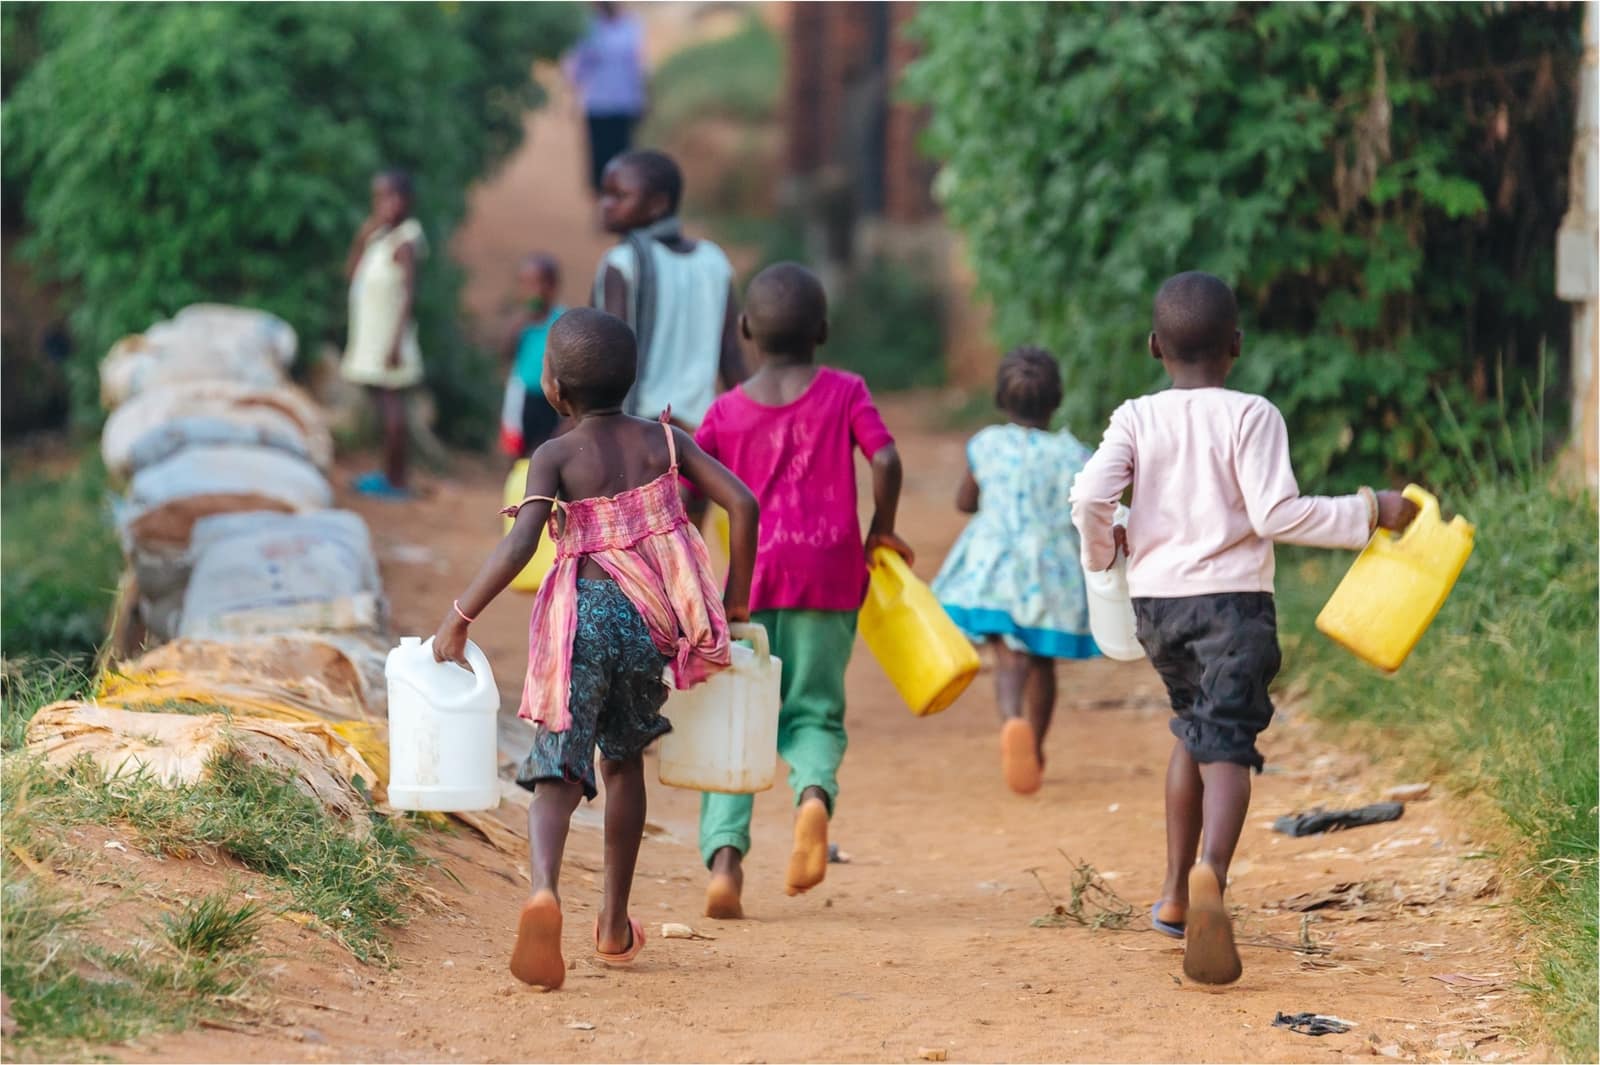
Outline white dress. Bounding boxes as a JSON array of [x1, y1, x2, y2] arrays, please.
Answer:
[[343, 219, 426, 389]]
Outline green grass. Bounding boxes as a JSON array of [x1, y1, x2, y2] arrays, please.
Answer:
[[1277, 473, 1598, 1058], [639, 13, 781, 144], [1, 451, 121, 660], [2, 878, 261, 1056], [3, 749, 422, 964], [1, 656, 92, 751]]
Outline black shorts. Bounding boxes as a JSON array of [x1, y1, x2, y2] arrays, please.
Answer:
[[1133, 592, 1281, 771]]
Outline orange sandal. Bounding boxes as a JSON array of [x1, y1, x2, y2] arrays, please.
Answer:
[[594, 916, 646, 966]]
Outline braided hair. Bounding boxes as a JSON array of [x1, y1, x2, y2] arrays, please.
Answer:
[[994, 346, 1063, 423]]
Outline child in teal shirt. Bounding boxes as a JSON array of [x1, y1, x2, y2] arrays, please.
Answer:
[[499, 253, 565, 458]]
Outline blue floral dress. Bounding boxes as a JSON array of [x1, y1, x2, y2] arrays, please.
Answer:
[[933, 424, 1097, 658]]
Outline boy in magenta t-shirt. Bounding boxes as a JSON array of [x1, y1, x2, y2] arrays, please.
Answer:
[[693, 262, 910, 920]]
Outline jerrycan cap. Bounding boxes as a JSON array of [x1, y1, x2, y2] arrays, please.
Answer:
[[400, 636, 421, 648]]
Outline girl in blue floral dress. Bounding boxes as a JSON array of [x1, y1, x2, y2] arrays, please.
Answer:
[[933, 347, 1097, 795]]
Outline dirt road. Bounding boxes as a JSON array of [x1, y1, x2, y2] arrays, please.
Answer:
[[124, 40, 1536, 1058], [122, 402, 1537, 1065]]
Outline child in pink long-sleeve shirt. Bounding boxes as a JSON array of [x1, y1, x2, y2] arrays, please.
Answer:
[[1070, 272, 1416, 986]]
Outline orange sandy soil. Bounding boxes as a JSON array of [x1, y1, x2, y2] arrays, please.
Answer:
[[104, 401, 1541, 1065]]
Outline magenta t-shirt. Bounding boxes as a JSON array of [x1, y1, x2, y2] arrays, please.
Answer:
[[695, 367, 894, 613]]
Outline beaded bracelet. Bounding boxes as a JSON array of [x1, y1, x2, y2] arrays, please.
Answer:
[[453, 600, 477, 624]]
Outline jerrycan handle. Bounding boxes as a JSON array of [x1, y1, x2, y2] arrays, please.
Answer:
[[869, 547, 909, 597], [728, 622, 770, 664], [1393, 484, 1441, 545], [420, 637, 497, 712]]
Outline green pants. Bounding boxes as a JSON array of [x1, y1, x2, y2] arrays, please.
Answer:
[[698, 608, 856, 867]]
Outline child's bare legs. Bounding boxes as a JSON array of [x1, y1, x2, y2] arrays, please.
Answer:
[[1157, 747, 1250, 915], [992, 640, 1042, 794], [597, 753, 647, 954], [1157, 741, 1202, 925], [511, 779, 583, 988], [1197, 761, 1250, 885], [1158, 746, 1250, 984], [374, 388, 408, 489], [1022, 655, 1055, 763]]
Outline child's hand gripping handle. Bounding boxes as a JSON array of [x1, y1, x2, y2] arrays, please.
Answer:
[[423, 637, 497, 712], [1392, 484, 1435, 541], [728, 622, 770, 664]]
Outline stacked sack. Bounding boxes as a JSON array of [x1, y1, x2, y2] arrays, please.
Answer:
[[27, 304, 398, 819]]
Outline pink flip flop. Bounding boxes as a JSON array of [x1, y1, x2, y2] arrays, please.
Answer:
[[594, 916, 646, 966]]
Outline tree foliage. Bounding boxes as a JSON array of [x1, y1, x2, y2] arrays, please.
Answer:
[[3, 1, 585, 443], [906, 2, 1581, 485]]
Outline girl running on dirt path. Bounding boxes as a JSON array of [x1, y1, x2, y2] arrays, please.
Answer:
[[932, 346, 1098, 796], [1069, 271, 1418, 986], [593, 149, 748, 435], [689, 262, 910, 919], [343, 168, 425, 499], [433, 308, 758, 990]]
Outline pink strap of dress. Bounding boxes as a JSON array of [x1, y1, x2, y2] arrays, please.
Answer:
[[506, 411, 729, 733], [499, 410, 677, 520]]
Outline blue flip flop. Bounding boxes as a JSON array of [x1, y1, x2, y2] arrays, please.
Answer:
[[351, 471, 411, 500], [1151, 901, 1185, 939]]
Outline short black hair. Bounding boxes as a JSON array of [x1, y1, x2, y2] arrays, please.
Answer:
[[743, 262, 827, 356], [995, 346, 1063, 422], [523, 252, 560, 285], [547, 308, 635, 409], [376, 167, 414, 201], [614, 149, 683, 215], [1152, 272, 1237, 364]]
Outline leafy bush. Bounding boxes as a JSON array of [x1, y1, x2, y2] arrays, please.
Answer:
[[3, 2, 585, 443], [906, 3, 1581, 485], [828, 257, 947, 393]]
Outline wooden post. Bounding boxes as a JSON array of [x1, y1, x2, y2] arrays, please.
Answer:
[[1557, 1, 1599, 489]]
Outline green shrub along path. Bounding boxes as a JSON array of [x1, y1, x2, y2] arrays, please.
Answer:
[[906, 3, 1582, 486], [1, 1, 584, 445]]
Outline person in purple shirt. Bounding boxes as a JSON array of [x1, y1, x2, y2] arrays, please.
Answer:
[[564, 2, 648, 195]]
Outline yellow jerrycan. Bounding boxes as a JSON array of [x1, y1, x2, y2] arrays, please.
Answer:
[[1315, 484, 1474, 673], [859, 547, 980, 716], [502, 460, 557, 593]]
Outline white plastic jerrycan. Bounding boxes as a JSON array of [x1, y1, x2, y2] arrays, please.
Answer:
[[386, 636, 500, 811], [657, 623, 781, 794], [1082, 505, 1144, 662]]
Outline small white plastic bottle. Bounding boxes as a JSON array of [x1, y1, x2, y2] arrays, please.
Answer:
[[386, 636, 500, 811]]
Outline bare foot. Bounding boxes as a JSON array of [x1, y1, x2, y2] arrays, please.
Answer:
[[706, 848, 745, 919], [1000, 718, 1042, 794], [784, 797, 829, 896], [1182, 863, 1242, 985], [509, 891, 565, 989]]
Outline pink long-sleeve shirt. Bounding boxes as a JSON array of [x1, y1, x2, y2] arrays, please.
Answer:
[[1069, 388, 1371, 598]]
